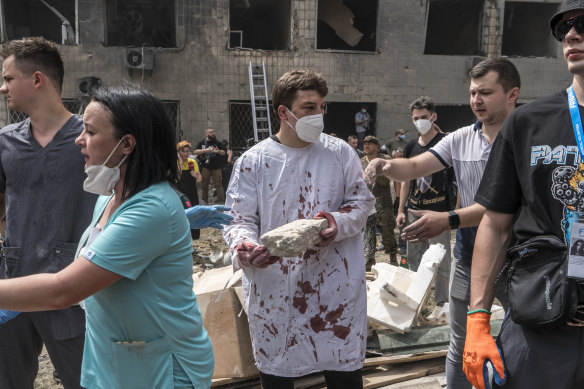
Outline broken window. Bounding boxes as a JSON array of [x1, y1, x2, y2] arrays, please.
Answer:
[[105, 0, 176, 47], [424, 0, 484, 56], [229, 100, 279, 150], [2, 0, 76, 44], [502, 2, 560, 57], [317, 0, 378, 52], [228, 0, 291, 50]]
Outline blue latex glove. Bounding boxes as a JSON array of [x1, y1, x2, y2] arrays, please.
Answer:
[[185, 205, 233, 229], [0, 309, 20, 324]]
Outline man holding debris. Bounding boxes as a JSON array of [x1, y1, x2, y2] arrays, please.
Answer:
[[361, 135, 397, 269], [464, 3, 584, 388], [223, 69, 374, 388], [364, 58, 520, 389]]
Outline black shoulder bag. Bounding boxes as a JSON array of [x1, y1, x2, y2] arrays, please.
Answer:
[[504, 235, 578, 327]]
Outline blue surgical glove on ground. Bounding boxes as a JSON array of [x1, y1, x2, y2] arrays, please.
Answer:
[[0, 309, 20, 324], [185, 205, 233, 229]]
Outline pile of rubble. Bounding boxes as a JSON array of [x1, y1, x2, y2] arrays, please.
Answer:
[[191, 220, 503, 388]]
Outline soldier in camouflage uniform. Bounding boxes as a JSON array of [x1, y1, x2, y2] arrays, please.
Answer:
[[361, 136, 397, 270]]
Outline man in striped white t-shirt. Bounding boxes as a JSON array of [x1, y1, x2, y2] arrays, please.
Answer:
[[364, 57, 521, 389]]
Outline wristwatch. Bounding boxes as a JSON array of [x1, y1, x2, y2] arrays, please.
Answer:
[[448, 211, 460, 230]]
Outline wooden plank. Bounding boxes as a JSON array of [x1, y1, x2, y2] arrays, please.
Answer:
[[363, 350, 447, 368], [378, 372, 445, 388], [294, 373, 325, 389], [382, 380, 442, 389], [298, 358, 445, 389], [363, 357, 445, 389], [211, 375, 259, 388]]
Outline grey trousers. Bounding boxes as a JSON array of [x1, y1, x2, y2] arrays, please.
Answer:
[[0, 308, 85, 389], [406, 210, 451, 305], [446, 258, 473, 389]]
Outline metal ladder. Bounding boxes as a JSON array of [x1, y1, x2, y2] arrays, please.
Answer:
[[248, 61, 272, 142]]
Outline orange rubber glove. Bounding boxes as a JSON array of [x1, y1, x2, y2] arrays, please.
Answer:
[[462, 311, 506, 389]]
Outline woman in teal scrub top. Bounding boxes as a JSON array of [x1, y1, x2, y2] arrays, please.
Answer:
[[0, 86, 219, 388]]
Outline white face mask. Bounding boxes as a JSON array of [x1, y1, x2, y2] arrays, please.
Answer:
[[414, 119, 433, 135], [83, 138, 128, 196], [286, 108, 324, 143]]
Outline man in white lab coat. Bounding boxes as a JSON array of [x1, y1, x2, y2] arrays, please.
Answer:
[[223, 69, 374, 389]]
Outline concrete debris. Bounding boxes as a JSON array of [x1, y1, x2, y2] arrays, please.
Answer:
[[209, 243, 224, 264], [260, 218, 328, 257], [367, 244, 446, 333], [222, 251, 232, 266], [193, 245, 231, 269]]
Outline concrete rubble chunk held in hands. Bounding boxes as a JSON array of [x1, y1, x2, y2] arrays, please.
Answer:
[[260, 218, 329, 257]]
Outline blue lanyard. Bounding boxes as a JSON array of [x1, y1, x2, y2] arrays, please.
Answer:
[[568, 85, 584, 158]]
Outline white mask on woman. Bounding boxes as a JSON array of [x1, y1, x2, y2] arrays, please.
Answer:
[[414, 119, 433, 135], [286, 108, 324, 143], [83, 137, 128, 196]]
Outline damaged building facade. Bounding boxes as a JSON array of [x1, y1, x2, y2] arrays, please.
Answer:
[[0, 0, 569, 148]]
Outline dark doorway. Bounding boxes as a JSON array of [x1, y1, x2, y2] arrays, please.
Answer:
[[324, 102, 377, 141]]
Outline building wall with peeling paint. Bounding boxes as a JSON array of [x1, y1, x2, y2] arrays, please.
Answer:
[[0, 0, 568, 146]]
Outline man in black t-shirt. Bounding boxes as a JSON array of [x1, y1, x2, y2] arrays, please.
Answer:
[[398, 96, 454, 310], [194, 128, 226, 204], [464, 2, 584, 388]]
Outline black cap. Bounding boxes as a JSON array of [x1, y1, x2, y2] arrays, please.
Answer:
[[550, 0, 584, 33]]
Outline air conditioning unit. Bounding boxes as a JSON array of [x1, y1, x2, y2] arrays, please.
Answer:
[[124, 47, 154, 70], [77, 76, 101, 97]]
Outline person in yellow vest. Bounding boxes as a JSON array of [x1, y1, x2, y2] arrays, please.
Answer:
[[177, 141, 202, 239]]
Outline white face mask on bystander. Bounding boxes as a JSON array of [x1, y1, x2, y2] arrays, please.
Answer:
[[83, 137, 128, 196], [414, 119, 433, 135]]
